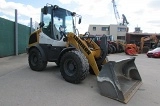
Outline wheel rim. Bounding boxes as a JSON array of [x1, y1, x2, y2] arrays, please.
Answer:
[[64, 59, 76, 76], [30, 52, 38, 66]]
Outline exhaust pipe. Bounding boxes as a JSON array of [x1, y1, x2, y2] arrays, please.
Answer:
[[97, 57, 142, 103]]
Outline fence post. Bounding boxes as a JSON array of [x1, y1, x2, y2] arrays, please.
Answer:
[[15, 9, 18, 56]]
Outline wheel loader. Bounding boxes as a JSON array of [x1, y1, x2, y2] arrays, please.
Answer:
[[27, 4, 142, 103], [140, 34, 159, 53]]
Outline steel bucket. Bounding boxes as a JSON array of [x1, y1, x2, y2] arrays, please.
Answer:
[[97, 57, 142, 103]]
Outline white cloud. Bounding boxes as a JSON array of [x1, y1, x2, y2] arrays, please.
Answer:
[[76, 0, 110, 17], [58, 0, 73, 4], [115, 0, 160, 33], [0, 0, 40, 26], [0, 15, 12, 20], [58, 0, 115, 33], [58, 0, 160, 33], [58, 0, 112, 18], [1, 0, 160, 33]]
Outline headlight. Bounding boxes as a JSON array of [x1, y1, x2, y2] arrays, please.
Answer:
[[154, 52, 159, 55]]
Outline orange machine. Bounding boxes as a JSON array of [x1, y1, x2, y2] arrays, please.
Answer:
[[116, 41, 139, 56], [125, 44, 139, 56]]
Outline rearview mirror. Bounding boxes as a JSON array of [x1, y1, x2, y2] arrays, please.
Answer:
[[43, 6, 48, 14], [78, 17, 82, 24]]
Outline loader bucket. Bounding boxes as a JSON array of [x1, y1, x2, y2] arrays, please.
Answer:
[[97, 57, 142, 103]]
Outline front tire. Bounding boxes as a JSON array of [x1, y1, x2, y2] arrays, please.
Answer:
[[55, 61, 60, 67], [60, 50, 89, 84], [28, 48, 47, 71]]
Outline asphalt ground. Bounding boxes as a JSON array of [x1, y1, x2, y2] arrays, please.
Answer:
[[0, 53, 160, 106]]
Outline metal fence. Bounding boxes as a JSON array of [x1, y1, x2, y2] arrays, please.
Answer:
[[0, 9, 33, 57]]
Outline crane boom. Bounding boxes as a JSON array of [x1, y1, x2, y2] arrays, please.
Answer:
[[111, 0, 129, 26], [112, 0, 120, 24]]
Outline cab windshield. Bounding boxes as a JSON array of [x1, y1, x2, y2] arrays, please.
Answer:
[[41, 7, 76, 40], [53, 8, 74, 33]]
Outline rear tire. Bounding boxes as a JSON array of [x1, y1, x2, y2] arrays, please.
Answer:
[[60, 50, 89, 84], [108, 45, 113, 54], [28, 48, 47, 71], [110, 45, 116, 54], [118, 44, 124, 52]]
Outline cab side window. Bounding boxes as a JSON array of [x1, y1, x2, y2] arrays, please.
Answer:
[[42, 14, 51, 37], [53, 17, 63, 40]]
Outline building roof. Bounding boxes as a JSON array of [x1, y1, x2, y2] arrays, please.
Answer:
[[127, 32, 160, 36]]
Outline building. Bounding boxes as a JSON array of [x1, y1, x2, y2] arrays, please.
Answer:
[[88, 24, 128, 41], [134, 27, 143, 33]]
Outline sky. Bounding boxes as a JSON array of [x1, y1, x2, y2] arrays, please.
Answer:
[[1, 0, 160, 34]]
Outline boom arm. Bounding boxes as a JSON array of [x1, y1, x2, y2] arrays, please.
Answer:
[[66, 32, 107, 75]]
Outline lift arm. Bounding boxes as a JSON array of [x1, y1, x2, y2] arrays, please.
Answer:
[[66, 32, 107, 75]]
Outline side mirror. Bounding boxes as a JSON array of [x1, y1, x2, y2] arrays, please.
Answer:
[[43, 6, 48, 14], [78, 17, 82, 24], [53, 5, 59, 10], [71, 12, 76, 16]]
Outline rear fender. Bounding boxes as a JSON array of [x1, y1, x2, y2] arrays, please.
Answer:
[[28, 45, 47, 61]]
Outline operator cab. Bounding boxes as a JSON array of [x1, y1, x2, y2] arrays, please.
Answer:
[[40, 4, 81, 41]]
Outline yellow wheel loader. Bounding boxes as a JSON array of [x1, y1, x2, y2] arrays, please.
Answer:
[[140, 34, 159, 53], [27, 4, 142, 103]]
